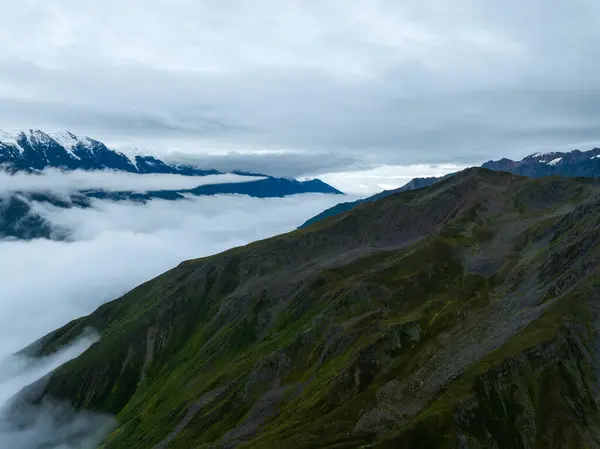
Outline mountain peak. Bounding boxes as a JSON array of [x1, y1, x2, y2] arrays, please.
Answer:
[[0, 129, 198, 175], [482, 147, 600, 177], [0, 128, 342, 195], [48, 130, 93, 158], [24, 129, 55, 147], [49, 130, 81, 148]]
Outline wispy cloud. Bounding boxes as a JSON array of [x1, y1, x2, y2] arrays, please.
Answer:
[[0, 331, 115, 449], [0, 169, 263, 196]]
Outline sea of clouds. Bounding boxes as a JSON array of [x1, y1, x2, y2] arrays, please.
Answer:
[[0, 170, 349, 448]]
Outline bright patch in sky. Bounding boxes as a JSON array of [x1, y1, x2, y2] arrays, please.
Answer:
[[311, 163, 465, 195]]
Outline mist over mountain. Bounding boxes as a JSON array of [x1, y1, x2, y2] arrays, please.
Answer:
[[0, 129, 341, 197]]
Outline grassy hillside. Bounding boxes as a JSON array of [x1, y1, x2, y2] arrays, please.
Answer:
[[16, 168, 600, 448], [298, 174, 447, 229]]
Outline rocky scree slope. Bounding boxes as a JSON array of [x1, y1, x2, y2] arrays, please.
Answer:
[[14, 168, 600, 448]]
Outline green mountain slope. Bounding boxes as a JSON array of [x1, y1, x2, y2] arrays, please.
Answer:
[[298, 175, 448, 229], [16, 168, 600, 448]]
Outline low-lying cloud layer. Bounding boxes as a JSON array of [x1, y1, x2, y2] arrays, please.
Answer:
[[0, 189, 347, 447], [0, 169, 263, 196], [1, 192, 347, 358], [0, 331, 115, 449]]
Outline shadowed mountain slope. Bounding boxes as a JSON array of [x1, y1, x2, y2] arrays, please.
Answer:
[[14, 168, 600, 448]]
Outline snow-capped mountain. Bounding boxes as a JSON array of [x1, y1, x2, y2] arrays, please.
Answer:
[[482, 147, 600, 177], [0, 129, 219, 175], [0, 129, 343, 240]]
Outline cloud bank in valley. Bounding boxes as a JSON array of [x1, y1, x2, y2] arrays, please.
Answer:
[[0, 192, 347, 358], [0, 169, 264, 196]]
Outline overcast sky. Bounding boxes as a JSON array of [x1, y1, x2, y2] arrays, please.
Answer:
[[1, 0, 600, 177]]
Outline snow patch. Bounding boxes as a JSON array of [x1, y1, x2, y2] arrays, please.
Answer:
[[547, 157, 562, 166], [49, 131, 83, 159], [126, 154, 139, 170], [0, 130, 25, 154], [25, 130, 53, 146]]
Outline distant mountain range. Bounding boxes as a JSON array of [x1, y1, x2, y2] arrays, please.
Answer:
[[0, 129, 222, 175], [482, 148, 600, 177], [0, 129, 345, 190], [301, 147, 600, 228], [0, 129, 342, 240]]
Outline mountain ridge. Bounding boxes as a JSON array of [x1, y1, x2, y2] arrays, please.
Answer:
[[12, 167, 600, 448], [482, 147, 600, 177], [301, 146, 600, 229], [299, 175, 452, 229], [0, 129, 222, 176]]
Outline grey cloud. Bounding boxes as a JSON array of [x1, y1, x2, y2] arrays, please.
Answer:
[[1, 1, 600, 169], [165, 151, 359, 178]]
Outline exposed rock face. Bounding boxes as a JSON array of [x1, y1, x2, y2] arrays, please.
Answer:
[[13, 168, 600, 448]]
